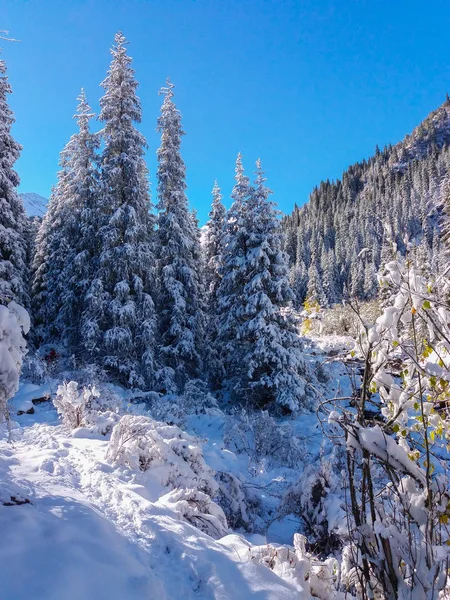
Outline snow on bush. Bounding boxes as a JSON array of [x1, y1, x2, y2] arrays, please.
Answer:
[[150, 379, 219, 427], [21, 352, 47, 384], [280, 446, 346, 557], [0, 301, 29, 420], [248, 533, 342, 600], [224, 409, 305, 469], [54, 381, 123, 434], [326, 254, 450, 598], [54, 381, 99, 429], [106, 415, 218, 497], [157, 488, 228, 539], [215, 471, 265, 533]]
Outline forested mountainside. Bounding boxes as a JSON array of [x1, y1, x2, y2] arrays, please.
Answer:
[[282, 97, 450, 307]]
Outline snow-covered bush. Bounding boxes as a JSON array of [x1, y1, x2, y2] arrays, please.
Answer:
[[280, 446, 345, 557], [21, 352, 47, 384], [0, 301, 29, 421], [157, 488, 228, 539], [54, 381, 124, 434], [106, 415, 218, 497], [150, 379, 219, 427], [307, 300, 382, 337], [224, 409, 305, 469], [183, 379, 219, 414], [215, 471, 265, 532], [54, 381, 100, 429], [327, 255, 450, 598], [249, 533, 341, 600]]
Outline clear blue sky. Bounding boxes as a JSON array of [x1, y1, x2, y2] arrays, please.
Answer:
[[3, 0, 450, 223]]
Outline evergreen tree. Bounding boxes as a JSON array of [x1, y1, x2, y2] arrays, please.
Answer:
[[82, 32, 156, 387], [363, 260, 378, 298], [155, 80, 204, 393], [214, 153, 251, 386], [54, 90, 99, 352], [217, 158, 310, 411], [32, 137, 75, 342], [204, 181, 226, 307], [306, 250, 323, 305], [321, 250, 339, 306], [0, 52, 28, 307]]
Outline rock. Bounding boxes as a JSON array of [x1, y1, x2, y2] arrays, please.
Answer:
[[31, 395, 51, 406], [17, 406, 35, 416]]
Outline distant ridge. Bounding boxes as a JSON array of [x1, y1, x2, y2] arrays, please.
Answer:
[[19, 193, 48, 218]]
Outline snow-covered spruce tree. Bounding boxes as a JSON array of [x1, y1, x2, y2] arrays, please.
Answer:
[[32, 91, 98, 347], [0, 52, 29, 308], [32, 140, 74, 342], [82, 32, 156, 388], [214, 152, 251, 389], [155, 80, 204, 393], [54, 90, 99, 353], [203, 181, 227, 387], [204, 181, 226, 304], [217, 158, 311, 411]]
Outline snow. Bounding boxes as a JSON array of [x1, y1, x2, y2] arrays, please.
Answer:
[[0, 394, 308, 599], [0, 331, 402, 599], [19, 192, 47, 217]]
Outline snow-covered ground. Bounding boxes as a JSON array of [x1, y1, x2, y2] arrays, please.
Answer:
[[0, 403, 303, 599], [0, 335, 356, 600]]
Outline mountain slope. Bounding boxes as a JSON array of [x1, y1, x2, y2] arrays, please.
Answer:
[[283, 98, 450, 306], [19, 193, 47, 218]]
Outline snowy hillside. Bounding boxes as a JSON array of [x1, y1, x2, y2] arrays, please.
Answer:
[[19, 192, 47, 218]]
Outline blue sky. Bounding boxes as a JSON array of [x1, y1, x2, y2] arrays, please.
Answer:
[[3, 0, 450, 223]]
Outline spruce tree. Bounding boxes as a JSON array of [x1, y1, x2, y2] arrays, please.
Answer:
[[55, 90, 99, 351], [82, 32, 156, 387], [0, 52, 29, 307], [155, 80, 204, 393], [239, 160, 309, 411], [217, 158, 310, 411], [203, 181, 227, 387], [214, 153, 251, 386], [32, 140, 74, 342], [306, 252, 323, 305], [204, 181, 226, 307], [32, 91, 99, 348]]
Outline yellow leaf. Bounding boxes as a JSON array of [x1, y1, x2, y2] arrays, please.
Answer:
[[411, 306, 417, 315]]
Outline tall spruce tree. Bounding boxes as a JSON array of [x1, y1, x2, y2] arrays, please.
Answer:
[[204, 181, 226, 306], [32, 137, 75, 342], [203, 181, 227, 387], [155, 80, 204, 393], [32, 91, 99, 348], [82, 32, 156, 388], [0, 52, 28, 307], [217, 159, 310, 411], [55, 90, 99, 353], [214, 153, 251, 387]]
